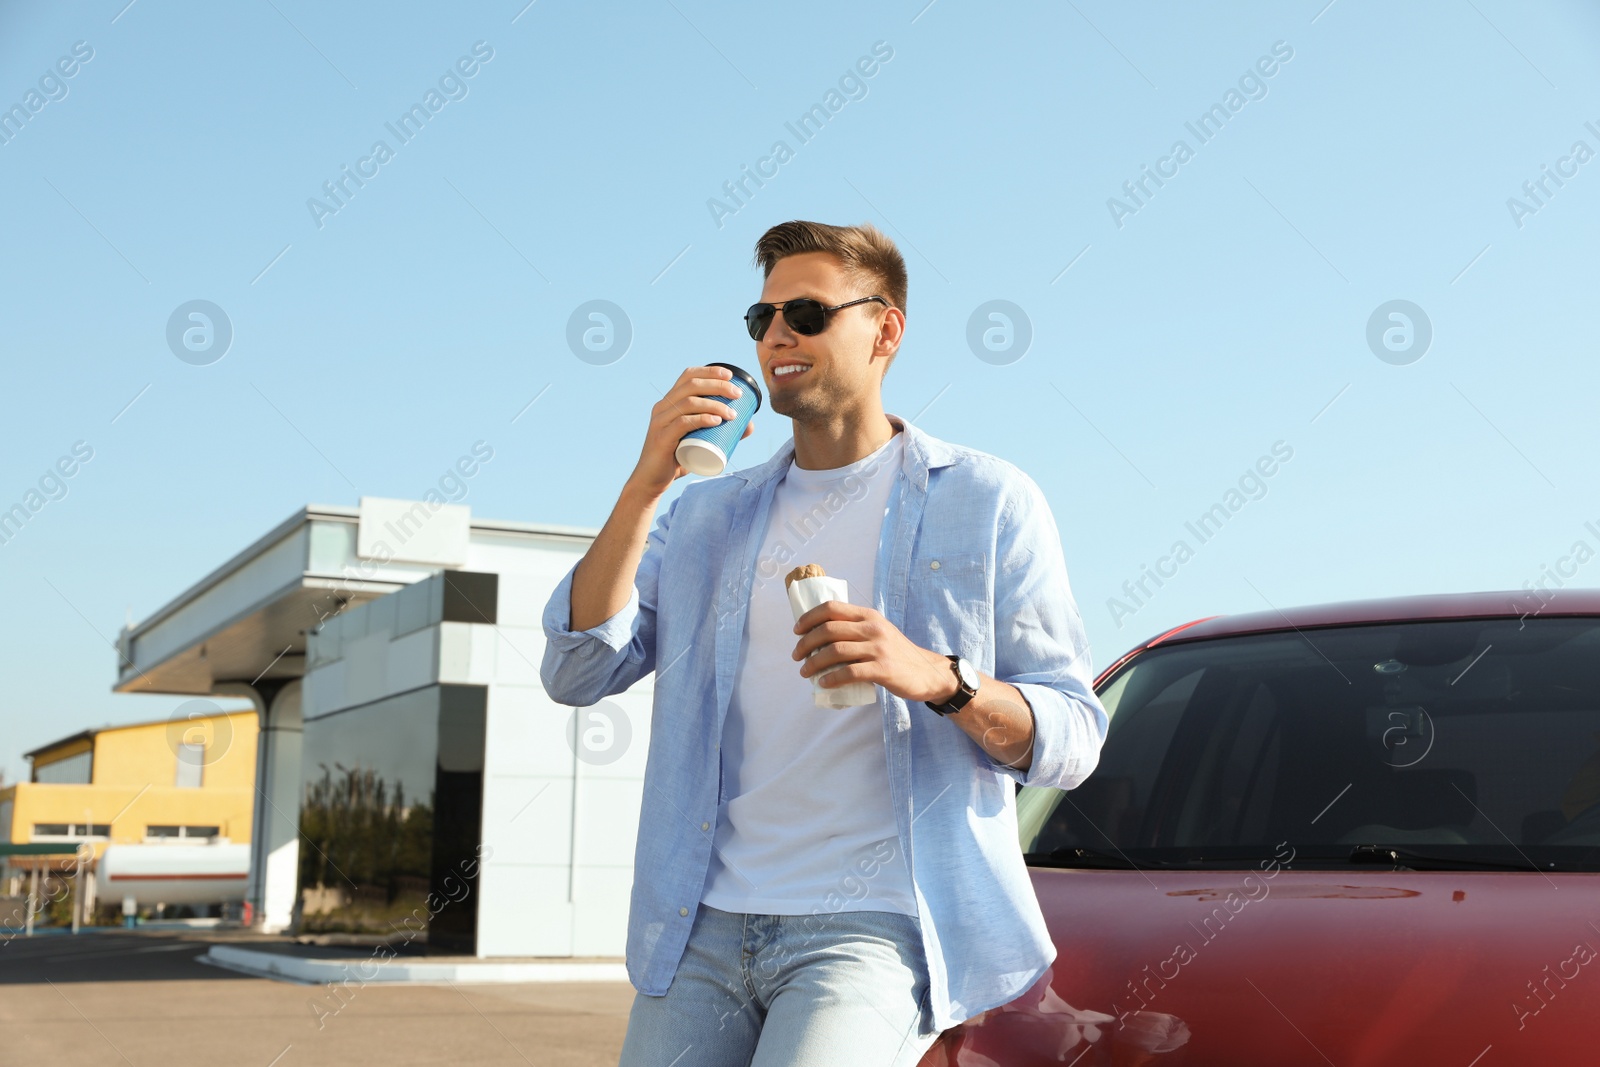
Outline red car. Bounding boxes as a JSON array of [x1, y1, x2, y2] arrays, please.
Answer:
[[922, 589, 1600, 1066]]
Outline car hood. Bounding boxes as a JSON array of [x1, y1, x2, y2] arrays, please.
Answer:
[[921, 865, 1600, 1066]]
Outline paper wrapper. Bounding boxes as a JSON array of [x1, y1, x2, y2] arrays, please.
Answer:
[[786, 574, 878, 708]]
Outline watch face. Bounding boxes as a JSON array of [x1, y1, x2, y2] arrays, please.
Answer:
[[956, 657, 980, 692]]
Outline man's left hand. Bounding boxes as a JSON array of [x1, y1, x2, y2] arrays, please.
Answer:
[[791, 599, 955, 704]]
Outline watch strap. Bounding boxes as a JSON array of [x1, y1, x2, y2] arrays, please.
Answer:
[[926, 654, 977, 716]]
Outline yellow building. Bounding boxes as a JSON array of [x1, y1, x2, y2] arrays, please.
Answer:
[[0, 707, 257, 875]]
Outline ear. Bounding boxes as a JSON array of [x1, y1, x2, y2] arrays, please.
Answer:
[[876, 306, 905, 357]]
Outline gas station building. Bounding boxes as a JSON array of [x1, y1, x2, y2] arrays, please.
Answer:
[[112, 498, 650, 956]]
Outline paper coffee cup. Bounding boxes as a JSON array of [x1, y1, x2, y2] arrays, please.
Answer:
[[675, 363, 762, 476]]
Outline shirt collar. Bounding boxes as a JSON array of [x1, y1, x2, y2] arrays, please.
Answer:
[[726, 412, 962, 491]]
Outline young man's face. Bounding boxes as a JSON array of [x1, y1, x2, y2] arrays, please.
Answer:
[[755, 252, 897, 423]]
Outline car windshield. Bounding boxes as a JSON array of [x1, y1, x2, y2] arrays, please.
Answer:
[[1018, 616, 1600, 871]]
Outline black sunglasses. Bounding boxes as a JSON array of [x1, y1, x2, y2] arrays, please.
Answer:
[[744, 295, 888, 341]]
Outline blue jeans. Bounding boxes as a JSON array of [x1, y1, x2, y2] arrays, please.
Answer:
[[616, 902, 940, 1067]]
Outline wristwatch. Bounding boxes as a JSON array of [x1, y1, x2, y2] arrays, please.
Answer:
[[926, 654, 979, 716]]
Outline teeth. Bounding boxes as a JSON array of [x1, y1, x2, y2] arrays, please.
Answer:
[[774, 365, 809, 377]]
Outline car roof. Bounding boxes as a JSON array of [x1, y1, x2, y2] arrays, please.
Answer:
[[1095, 587, 1600, 687]]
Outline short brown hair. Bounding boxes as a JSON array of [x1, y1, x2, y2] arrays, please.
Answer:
[[752, 220, 907, 317]]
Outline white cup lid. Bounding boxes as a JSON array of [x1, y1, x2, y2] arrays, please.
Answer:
[[676, 438, 727, 476]]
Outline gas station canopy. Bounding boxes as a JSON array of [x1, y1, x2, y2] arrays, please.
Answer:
[[113, 502, 595, 697], [114, 505, 419, 695]]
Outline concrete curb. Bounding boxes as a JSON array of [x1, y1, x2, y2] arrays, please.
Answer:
[[200, 944, 629, 985]]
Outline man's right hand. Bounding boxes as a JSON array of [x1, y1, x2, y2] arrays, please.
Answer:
[[626, 365, 754, 499]]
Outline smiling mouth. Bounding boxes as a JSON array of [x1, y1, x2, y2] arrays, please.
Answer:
[[772, 364, 811, 380]]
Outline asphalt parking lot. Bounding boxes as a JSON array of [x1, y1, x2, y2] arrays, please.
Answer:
[[0, 929, 635, 1066]]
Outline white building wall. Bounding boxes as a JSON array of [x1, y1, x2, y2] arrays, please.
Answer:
[[449, 552, 655, 959], [303, 530, 654, 960]]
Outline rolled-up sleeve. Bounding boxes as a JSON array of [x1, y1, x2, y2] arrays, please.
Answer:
[[988, 473, 1108, 791], [539, 492, 678, 708]]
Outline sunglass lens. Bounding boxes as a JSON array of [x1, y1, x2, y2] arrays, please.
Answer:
[[784, 298, 826, 335], [745, 304, 775, 341]]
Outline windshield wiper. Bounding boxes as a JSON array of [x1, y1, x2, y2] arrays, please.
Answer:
[[1027, 844, 1574, 872], [1323, 844, 1560, 872], [1025, 847, 1172, 870]]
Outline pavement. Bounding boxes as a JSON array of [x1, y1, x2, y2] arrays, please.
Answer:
[[0, 926, 635, 1066], [197, 936, 630, 985]]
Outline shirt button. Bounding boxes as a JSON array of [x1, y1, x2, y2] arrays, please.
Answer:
[[680, 906, 689, 917], [701, 821, 710, 831], [930, 560, 941, 570]]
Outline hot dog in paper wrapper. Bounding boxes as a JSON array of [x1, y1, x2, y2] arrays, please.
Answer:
[[784, 564, 878, 708]]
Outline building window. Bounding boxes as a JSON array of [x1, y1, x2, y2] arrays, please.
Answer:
[[31, 823, 110, 840], [175, 743, 204, 788], [145, 825, 221, 841], [33, 750, 92, 784]]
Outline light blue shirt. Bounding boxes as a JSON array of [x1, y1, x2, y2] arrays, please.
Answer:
[[540, 412, 1109, 1032]]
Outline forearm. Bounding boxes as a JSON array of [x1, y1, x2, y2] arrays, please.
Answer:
[[922, 650, 1035, 772], [569, 482, 663, 634], [790, 604, 1041, 774], [955, 676, 1035, 773]]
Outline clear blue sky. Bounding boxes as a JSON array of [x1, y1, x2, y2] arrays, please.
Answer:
[[3, 0, 1597, 785]]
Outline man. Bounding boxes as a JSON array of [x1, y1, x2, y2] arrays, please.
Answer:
[[541, 220, 1108, 1065]]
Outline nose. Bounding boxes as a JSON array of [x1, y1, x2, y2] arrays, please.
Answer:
[[761, 305, 800, 347]]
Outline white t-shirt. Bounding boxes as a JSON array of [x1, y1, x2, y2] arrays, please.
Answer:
[[700, 429, 919, 917]]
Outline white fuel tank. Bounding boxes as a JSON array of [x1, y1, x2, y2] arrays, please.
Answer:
[[95, 842, 250, 907]]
